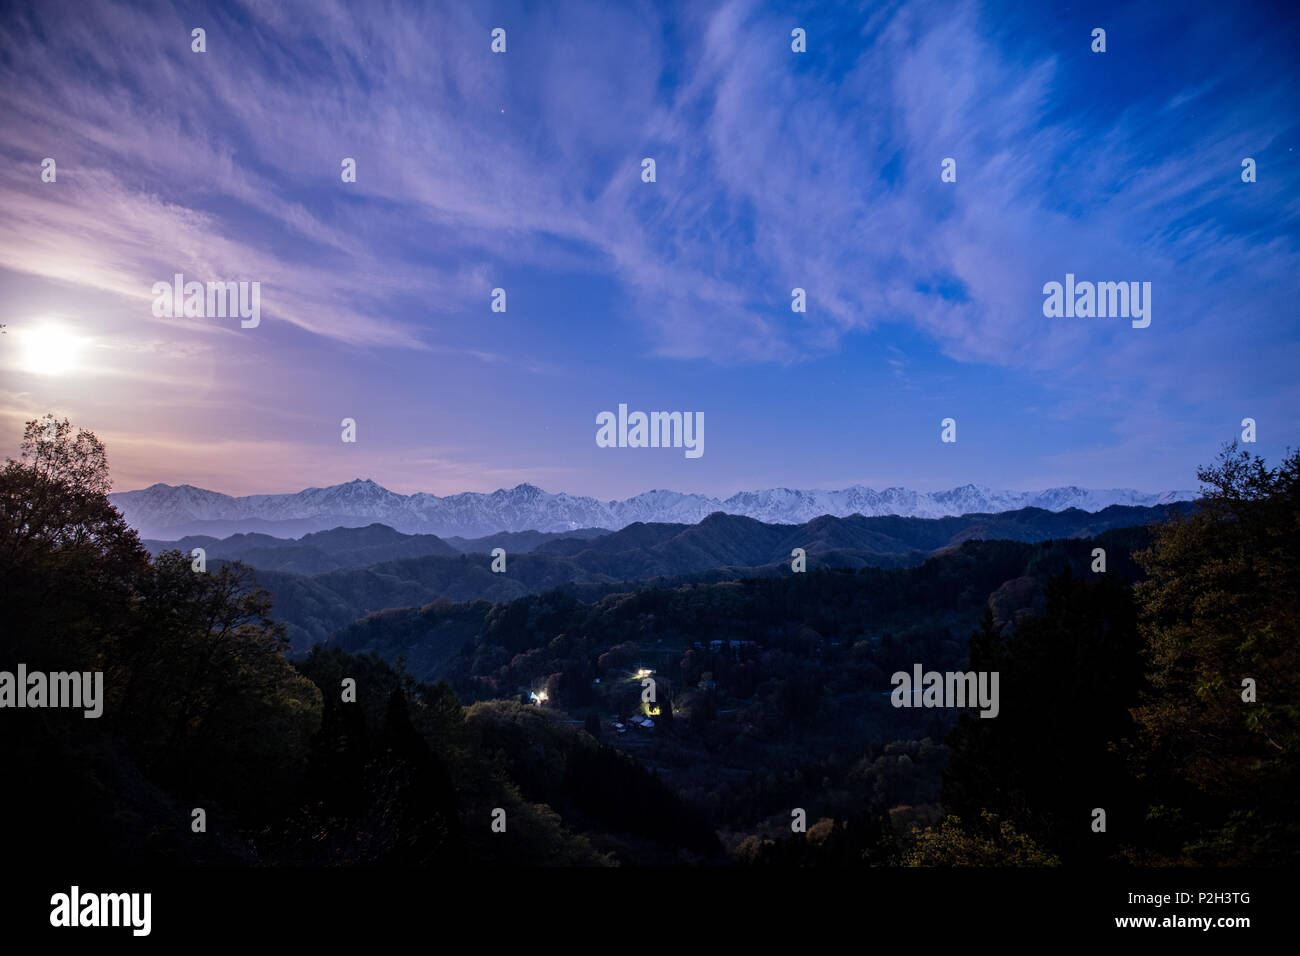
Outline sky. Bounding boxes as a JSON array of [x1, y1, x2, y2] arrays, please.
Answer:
[[0, 0, 1296, 500]]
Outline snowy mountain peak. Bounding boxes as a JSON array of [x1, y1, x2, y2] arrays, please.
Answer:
[[110, 479, 1198, 541]]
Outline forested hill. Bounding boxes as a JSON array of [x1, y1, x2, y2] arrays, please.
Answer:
[[326, 529, 1155, 691], [5, 416, 1295, 868], [142, 523, 607, 574], [180, 503, 1192, 651], [315, 528, 1151, 863]]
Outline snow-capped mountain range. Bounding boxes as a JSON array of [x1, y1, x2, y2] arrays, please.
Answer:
[[110, 480, 1199, 541]]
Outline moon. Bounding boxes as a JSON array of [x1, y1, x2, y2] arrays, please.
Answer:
[[22, 324, 83, 376]]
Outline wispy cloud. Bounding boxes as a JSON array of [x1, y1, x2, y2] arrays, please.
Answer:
[[0, 0, 1295, 496]]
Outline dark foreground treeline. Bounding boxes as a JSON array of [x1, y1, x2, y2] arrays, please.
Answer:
[[1, 415, 1295, 866]]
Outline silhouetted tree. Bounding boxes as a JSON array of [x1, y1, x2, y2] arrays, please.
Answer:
[[1129, 443, 1300, 863]]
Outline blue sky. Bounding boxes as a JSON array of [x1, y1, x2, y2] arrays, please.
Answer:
[[0, 0, 1296, 498]]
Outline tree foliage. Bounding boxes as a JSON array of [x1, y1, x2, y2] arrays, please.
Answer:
[[1128, 443, 1300, 863], [906, 811, 1060, 867]]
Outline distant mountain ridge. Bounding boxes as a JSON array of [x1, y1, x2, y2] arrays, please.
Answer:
[[155, 503, 1193, 652], [111, 478, 1198, 540], [142, 523, 607, 575]]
